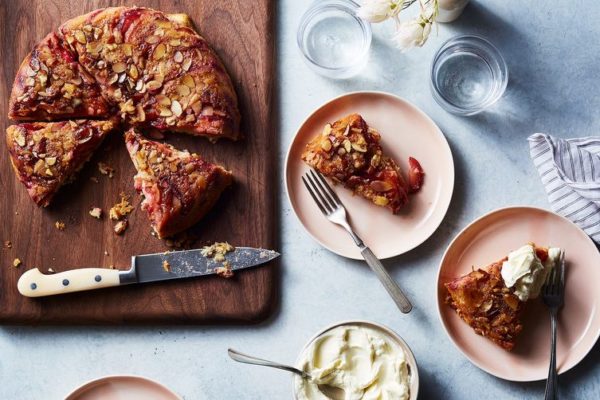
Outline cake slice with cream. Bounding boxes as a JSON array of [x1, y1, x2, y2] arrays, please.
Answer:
[[445, 244, 563, 350]]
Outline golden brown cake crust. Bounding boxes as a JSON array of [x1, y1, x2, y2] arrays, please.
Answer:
[[302, 113, 411, 213], [8, 32, 110, 121], [6, 120, 115, 206], [57, 6, 240, 140], [124, 129, 233, 238], [9, 6, 240, 140]]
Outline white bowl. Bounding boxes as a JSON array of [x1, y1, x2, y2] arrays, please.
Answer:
[[292, 320, 419, 399]]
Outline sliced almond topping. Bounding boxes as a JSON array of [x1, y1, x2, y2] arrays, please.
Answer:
[[171, 100, 183, 116], [351, 142, 367, 152], [174, 51, 183, 63], [108, 73, 119, 85], [25, 77, 35, 87], [182, 74, 195, 88], [176, 84, 191, 96], [128, 65, 138, 79], [159, 107, 173, 117], [123, 44, 133, 57], [321, 139, 332, 151], [152, 43, 166, 60], [182, 58, 192, 71], [343, 139, 352, 153], [137, 104, 146, 122], [45, 157, 57, 166], [169, 39, 181, 46], [146, 80, 162, 91], [322, 124, 332, 136], [14, 132, 26, 147], [135, 79, 144, 91], [112, 62, 127, 73], [33, 159, 45, 174], [145, 35, 160, 44], [156, 95, 171, 106], [74, 30, 87, 44]]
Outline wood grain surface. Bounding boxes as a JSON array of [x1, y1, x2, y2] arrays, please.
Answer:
[[0, 0, 278, 324]]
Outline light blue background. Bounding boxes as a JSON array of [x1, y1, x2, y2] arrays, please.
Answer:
[[2, 1, 600, 398]]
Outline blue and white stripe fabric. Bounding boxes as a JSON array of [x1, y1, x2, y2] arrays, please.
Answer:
[[528, 133, 600, 244]]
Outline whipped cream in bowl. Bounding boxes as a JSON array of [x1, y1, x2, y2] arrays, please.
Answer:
[[293, 321, 418, 400]]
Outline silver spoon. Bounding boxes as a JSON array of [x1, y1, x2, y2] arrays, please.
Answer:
[[227, 348, 344, 399]]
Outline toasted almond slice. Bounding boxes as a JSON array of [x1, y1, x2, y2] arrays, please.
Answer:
[[174, 51, 183, 63], [153, 43, 166, 60], [145, 35, 160, 44], [112, 62, 127, 73], [74, 30, 87, 44], [171, 100, 183, 116], [182, 74, 195, 88], [182, 58, 192, 71], [146, 80, 162, 90], [176, 84, 191, 96], [159, 107, 173, 117]]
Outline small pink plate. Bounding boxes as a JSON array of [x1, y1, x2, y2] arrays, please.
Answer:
[[437, 206, 600, 381], [285, 91, 454, 259], [65, 375, 181, 400]]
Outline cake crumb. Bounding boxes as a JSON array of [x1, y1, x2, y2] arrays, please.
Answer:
[[98, 162, 115, 178], [201, 242, 235, 258], [4, 241, 11, 249], [47, 267, 55, 274], [162, 260, 171, 272], [215, 261, 234, 278], [104, 250, 109, 256], [12, 258, 21, 268], [55, 221, 66, 230], [114, 220, 128, 235], [110, 193, 134, 220], [109, 264, 115, 269], [89, 207, 103, 219]]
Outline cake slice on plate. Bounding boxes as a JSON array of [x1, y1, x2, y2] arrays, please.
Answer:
[[301, 113, 423, 214], [5, 120, 116, 206], [124, 128, 233, 238], [8, 32, 110, 121], [444, 244, 563, 351]]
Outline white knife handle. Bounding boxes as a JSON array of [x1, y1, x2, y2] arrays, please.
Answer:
[[17, 268, 121, 297]]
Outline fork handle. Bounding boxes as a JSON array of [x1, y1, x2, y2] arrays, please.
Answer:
[[545, 311, 559, 400], [361, 247, 412, 313]]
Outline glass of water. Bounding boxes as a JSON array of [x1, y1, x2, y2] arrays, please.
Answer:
[[297, 0, 372, 79], [430, 35, 508, 116]]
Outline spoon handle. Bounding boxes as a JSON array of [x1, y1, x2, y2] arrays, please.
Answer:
[[228, 348, 311, 380]]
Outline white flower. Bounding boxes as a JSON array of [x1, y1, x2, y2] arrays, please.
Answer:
[[392, 20, 432, 50], [356, 0, 404, 23]]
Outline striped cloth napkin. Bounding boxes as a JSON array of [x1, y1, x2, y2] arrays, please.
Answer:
[[528, 133, 600, 244]]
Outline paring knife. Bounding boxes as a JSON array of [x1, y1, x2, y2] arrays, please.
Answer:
[[17, 247, 279, 298]]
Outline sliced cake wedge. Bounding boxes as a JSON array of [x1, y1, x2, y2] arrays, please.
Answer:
[[124, 128, 233, 238], [6, 120, 115, 206]]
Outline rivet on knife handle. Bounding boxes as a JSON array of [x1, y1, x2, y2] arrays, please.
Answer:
[[17, 268, 121, 297]]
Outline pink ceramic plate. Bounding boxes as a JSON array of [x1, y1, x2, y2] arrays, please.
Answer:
[[285, 91, 454, 259], [437, 206, 600, 381], [65, 375, 181, 400]]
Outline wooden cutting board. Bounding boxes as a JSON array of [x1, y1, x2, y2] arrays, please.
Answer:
[[0, 0, 277, 324]]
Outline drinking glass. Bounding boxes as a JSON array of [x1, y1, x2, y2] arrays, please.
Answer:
[[430, 35, 508, 116]]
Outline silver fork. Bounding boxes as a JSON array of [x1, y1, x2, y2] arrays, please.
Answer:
[[542, 252, 565, 400], [302, 169, 412, 313]]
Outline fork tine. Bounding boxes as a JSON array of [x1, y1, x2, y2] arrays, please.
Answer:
[[306, 171, 336, 212], [308, 170, 338, 209], [312, 170, 342, 205], [302, 176, 328, 216]]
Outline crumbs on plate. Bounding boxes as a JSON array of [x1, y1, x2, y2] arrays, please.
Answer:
[[162, 260, 171, 272], [98, 162, 115, 178], [12, 258, 21, 268], [55, 221, 65, 230], [89, 207, 103, 219]]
